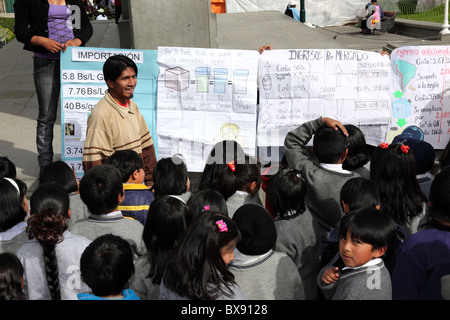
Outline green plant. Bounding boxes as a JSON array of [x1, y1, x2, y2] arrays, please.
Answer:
[[0, 17, 15, 43]]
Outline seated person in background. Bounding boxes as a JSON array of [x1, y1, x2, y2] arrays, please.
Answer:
[[360, 0, 384, 34], [284, 0, 300, 21]]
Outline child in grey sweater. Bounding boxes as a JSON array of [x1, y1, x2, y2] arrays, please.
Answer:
[[229, 203, 305, 300], [317, 207, 396, 300], [284, 117, 358, 241], [70, 164, 146, 257], [266, 167, 322, 300]]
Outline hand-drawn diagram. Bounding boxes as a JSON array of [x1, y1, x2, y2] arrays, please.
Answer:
[[165, 67, 190, 91], [195, 67, 211, 93], [213, 123, 245, 147], [390, 46, 450, 148], [393, 59, 417, 90], [258, 49, 392, 147], [157, 47, 258, 172], [214, 68, 228, 93]]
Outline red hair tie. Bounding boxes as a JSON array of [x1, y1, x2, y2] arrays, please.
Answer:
[[227, 161, 236, 172], [400, 145, 409, 154], [379, 142, 389, 149]]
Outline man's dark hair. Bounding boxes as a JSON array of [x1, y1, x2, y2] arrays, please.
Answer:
[[103, 55, 138, 88]]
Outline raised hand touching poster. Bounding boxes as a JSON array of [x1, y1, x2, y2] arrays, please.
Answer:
[[157, 47, 259, 172], [257, 49, 392, 147], [389, 46, 450, 149]]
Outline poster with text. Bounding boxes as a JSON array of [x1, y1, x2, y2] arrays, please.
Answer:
[[60, 47, 159, 177], [257, 49, 392, 147], [389, 46, 450, 149], [157, 46, 259, 172]]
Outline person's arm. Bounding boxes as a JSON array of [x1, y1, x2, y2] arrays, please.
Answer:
[[142, 144, 157, 187], [284, 117, 324, 172], [13, 0, 34, 46]]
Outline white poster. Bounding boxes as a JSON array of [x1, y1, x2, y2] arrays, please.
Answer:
[[388, 46, 450, 149], [258, 49, 392, 147], [157, 47, 259, 172]]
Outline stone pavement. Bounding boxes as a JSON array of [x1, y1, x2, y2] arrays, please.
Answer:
[[0, 12, 448, 195]]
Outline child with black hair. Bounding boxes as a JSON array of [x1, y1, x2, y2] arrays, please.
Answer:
[[187, 189, 229, 218], [392, 166, 450, 300], [284, 117, 358, 241], [17, 183, 91, 300], [370, 142, 427, 236], [229, 203, 305, 300], [266, 167, 322, 300], [0, 178, 29, 254], [318, 207, 396, 300], [342, 124, 371, 179], [0, 156, 17, 178], [78, 234, 140, 300], [197, 140, 245, 192], [105, 150, 155, 225], [160, 211, 246, 300], [70, 164, 146, 257], [152, 155, 191, 203], [39, 161, 89, 228], [0, 252, 26, 300], [320, 177, 380, 269], [392, 134, 436, 202], [216, 155, 262, 218], [130, 196, 194, 299]]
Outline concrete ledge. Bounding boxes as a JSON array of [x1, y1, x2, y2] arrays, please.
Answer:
[[392, 18, 448, 39]]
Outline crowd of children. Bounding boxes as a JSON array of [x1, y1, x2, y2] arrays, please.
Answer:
[[1, 114, 450, 300]]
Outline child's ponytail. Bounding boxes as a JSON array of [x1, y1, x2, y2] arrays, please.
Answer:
[[27, 183, 70, 300]]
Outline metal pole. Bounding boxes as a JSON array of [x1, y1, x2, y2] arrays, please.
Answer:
[[300, 0, 305, 23], [442, 0, 450, 35]]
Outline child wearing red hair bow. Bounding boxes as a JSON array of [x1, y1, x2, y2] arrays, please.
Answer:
[[370, 142, 428, 237], [216, 155, 262, 218]]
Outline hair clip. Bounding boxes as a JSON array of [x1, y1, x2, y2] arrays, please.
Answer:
[[400, 145, 409, 154], [216, 220, 228, 232], [227, 161, 236, 172], [379, 142, 389, 149], [202, 205, 210, 212]]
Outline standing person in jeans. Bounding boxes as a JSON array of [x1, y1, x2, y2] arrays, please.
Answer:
[[14, 0, 93, 171]]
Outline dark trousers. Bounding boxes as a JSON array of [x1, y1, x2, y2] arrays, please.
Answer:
[[33, 56, 60, 168]]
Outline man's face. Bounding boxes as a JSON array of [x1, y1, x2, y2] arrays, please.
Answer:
[[107, 67, 137, 104]]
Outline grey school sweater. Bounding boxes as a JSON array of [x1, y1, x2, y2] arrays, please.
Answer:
[[229, 250, 305, 300], [284, 117, 359, 240], [317, 253, 392, 300], [274, 209, 322, 300], [69, 211, 146, 257]]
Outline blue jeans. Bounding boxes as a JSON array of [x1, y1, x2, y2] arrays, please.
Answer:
[[33, 56, 60, 168]]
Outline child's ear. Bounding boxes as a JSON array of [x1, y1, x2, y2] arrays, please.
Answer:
[[341, 201, 350, 213], [132, 169, 140, 180], [373, 246, 387, 258], [118, 187, 125, 204]]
